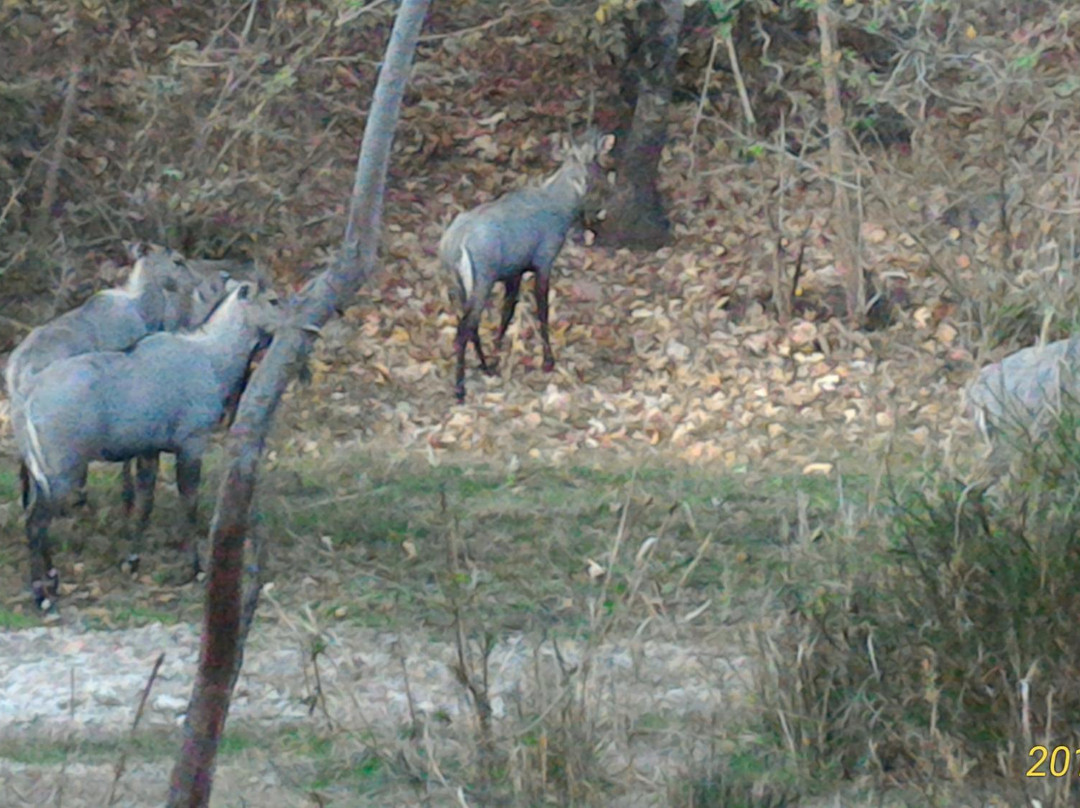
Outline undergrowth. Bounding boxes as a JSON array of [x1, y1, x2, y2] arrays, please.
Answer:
[[752, 412, 1080, 807]]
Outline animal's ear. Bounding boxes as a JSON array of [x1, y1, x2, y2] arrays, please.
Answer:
[[237, 282, 252, 300], [597, 134, 615, 155], [125, 241, 149, 261]]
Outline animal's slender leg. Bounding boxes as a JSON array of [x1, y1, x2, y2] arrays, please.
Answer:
[[121, 460, 135, 517], [471, 324, 495, 377], [495, 276, 521, 351], [123, 452, 159, 575], [26, 492, 58, 610], [454, 308, 473, 403], [535, 268, 555, 372], [454, 276, 497, 400], [176, 452, 203, 580]]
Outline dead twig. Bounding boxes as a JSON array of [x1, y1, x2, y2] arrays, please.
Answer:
[[308, 639, 334, 730], [36, 56, 82, 242], [689, 33, 720, 177], [419, 3, 554, 43], [106, 652, 166, 806], [0, 314, 34, 333], [723, 26, 756, 131], [241, 0, 260, 42]]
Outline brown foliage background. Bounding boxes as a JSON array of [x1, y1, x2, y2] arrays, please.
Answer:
[[2, 0, 1080, 486]]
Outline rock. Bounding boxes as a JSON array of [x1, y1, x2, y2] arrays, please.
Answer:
[[91, 689, 124, 707], [152, 694, 189, 716]]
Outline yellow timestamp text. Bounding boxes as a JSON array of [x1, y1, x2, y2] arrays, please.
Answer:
[[1027, 746, 1080, 777]]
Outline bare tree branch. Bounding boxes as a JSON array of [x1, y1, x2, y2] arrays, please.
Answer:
[[165, 2, 431, 805]]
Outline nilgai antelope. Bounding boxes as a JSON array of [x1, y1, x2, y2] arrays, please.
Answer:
[[439, 130, 615, 402], [12, 281, 277, 610], [3, 243, 206, 400], [5, 244, 233, 514]]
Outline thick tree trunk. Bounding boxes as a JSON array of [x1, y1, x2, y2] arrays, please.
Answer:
[[164, 2, 431, 805], [595, 0, 684, 250]]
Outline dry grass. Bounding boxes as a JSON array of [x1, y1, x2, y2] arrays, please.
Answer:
[[0, 423, 1075, 805]]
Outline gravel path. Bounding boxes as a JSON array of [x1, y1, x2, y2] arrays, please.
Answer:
[[0, 621, 746, 734], [0, 614, 748, 805]]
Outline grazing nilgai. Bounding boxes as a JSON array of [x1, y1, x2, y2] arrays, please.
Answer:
[[12, 281, 276, 610], [439, 130, 615, 401]]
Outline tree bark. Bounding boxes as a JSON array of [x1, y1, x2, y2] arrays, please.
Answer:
[[817, 0, 864, 327], [595, 0, 684, 250], [164, 2, 431, 805]]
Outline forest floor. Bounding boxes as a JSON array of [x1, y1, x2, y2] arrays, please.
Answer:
[[0, 2, 1020, 806]]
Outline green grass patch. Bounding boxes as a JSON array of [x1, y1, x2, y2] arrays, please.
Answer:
[[0, 607, 38, 630], [0, 467, 21, 502], [0, 725, 316, 768], [250, 450, 882, 641], [89, 604, 181, 628]]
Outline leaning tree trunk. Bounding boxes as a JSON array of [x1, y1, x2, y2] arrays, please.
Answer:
[[165, 1, 431, 805], [594, 0, 684, 250]]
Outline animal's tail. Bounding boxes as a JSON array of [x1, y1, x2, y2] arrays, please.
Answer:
[[3, 359, 17, 400], [17, 398, 51, 501], [456, 244, 476, 301]]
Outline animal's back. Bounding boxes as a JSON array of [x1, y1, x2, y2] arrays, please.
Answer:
[[440, 185, 577, 289], [967, 338, 1080, 439], [6, 293, 149, 397], [25, 338, 222, 470]]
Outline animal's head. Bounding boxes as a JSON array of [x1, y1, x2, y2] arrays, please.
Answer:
[[123, 242, 194, 293], [209, 279, 282, 343], [552, 130, 616, 198], [187, 270, 232, 328], [184, 258, 269, 328]]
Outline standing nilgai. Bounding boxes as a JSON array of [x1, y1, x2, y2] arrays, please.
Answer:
[[3, 243, 217, 400], [5, 244, 230, 513], [439, 130, 615, 402], [12, 281, 277, 610]]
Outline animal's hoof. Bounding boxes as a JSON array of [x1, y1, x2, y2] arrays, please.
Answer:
[[46, 568, 60, 596], [454, 387, 466, 403], [481, 358, 499, 376], [32, 579, 57, 612], [121, 554, 141, 576], [542, 359, 555, 373]]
